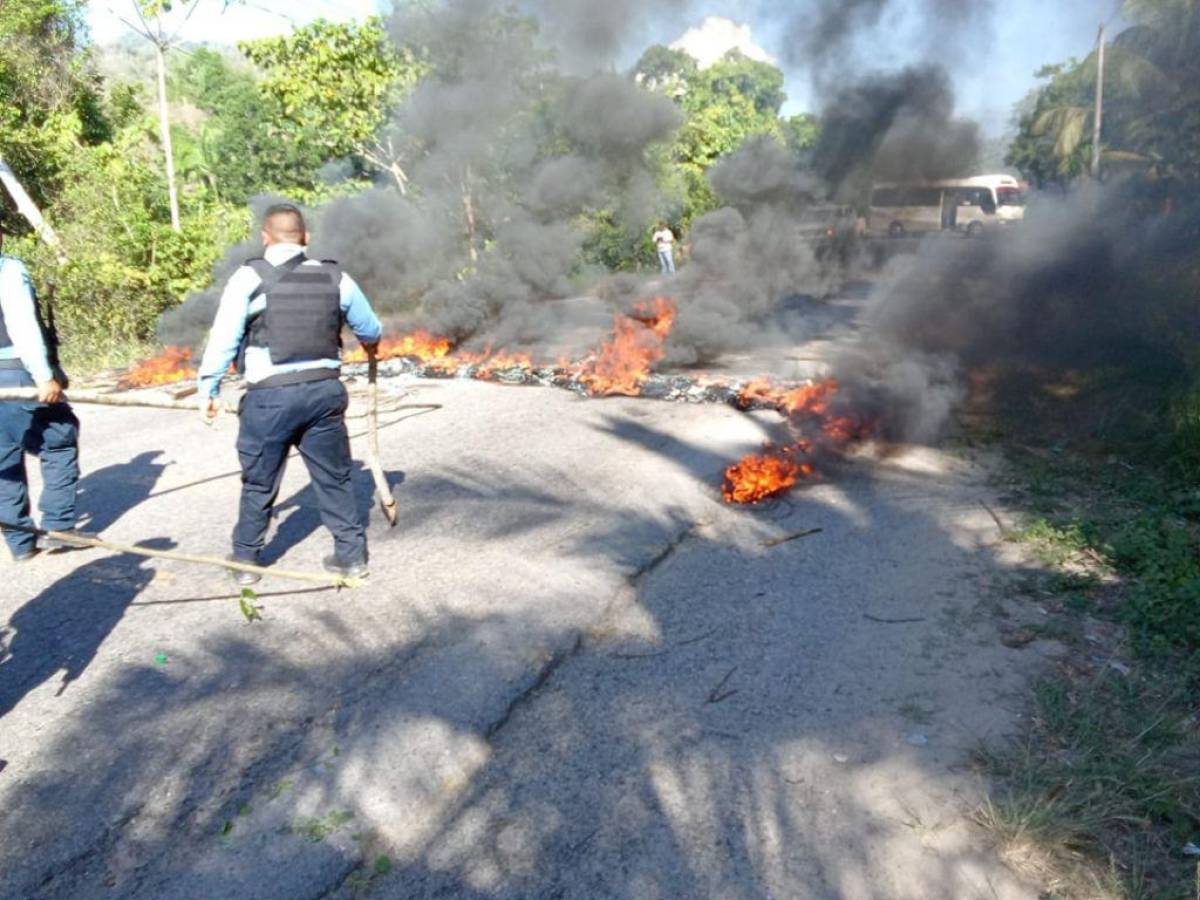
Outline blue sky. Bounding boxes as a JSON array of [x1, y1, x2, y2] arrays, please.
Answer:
[[86, 0, 1116, 133]]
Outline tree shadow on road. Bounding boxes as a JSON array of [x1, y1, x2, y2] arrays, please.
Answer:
[[379, 465, 571, 542], [77, 450, 171, 533], [259, 461, 386, 565], [0, 538, 173, 722], [0, 413, 1055, 899]]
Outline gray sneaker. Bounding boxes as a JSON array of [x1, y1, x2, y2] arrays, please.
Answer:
[[227, 555, 262, 587], [322, 555, 369, 580]]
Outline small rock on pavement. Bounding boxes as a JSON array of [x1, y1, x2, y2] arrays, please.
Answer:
[[833, 754, 850, 764], [906, 733, 929, 747]]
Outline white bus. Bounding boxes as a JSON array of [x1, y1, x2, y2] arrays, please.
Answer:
[[869, 174, 1026, 237]]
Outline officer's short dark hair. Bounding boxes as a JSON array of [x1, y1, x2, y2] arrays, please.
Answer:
[[262, 203, 306, 241]]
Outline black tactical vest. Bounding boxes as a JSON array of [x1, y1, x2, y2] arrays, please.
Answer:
[[243, 256, 344, 366], [0, 261, 64, 380]]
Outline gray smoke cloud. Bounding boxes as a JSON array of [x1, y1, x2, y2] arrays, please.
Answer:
[[648, 136, 839, 366], [159, 0, 1073, 450], [405, 66, 681, 344], [524, 0, 693, 72], [833, 183, 1200, 442], [626, 0, 989, 374], [779, 0, 996, 83], [806, 64, 981, 207], [645, 65, 979, 374], [866, 187, 1199, 374], [161, 0, 685, 352], [646, 0, 989, 439]]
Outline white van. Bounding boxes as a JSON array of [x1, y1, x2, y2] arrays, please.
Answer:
[[870, 174, 1026, 237]]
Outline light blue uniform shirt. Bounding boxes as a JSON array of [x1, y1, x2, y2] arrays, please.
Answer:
[[197, 243, 383, 399], [0, 255, 53, 384]]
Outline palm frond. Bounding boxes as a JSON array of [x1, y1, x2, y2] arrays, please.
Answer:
[[1033, 105, 1092, 171]]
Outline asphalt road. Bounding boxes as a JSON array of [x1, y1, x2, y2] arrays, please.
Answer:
[[1, 338, 1054, 897]]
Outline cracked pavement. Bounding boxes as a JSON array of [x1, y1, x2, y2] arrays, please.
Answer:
[[2, 306, 1054, 898]]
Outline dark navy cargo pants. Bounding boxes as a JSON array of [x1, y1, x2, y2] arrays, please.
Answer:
[[233, 378, 366, 564], [0, 381, 80, 557]]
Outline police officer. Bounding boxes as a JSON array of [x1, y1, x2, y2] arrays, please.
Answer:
[[197, 204, 382, 584], [0, 219, 82, 561]]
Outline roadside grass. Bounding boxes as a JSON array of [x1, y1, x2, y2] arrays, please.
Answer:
[[979, 444, 1200, 898], [975, 670, 1198, 898]]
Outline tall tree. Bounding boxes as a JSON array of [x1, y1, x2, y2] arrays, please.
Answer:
[[640, 48, 792, 223], [111, 1, 242, 231], [0, 0, 109, 213], [781, 112, 822, 160], [632, 45, 696, 99], [241, 18, 424, 193], [1008, 0, 1200, 187], [168, 47, 326, 201]]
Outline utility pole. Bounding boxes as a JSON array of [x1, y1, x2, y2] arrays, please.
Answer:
[[119, 1, 218, 233], [1091, 22, 1105, 180], [154, 36, 181, 232]]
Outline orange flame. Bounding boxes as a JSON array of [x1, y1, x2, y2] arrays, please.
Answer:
[[574, 296, 677, 396], [120, 295, 676, 394], [722, 443, 813, 504], [823, 415, 873, 443], [343, 330, 453, 365], [723, 377, 877, 504], [475, 350, 534, 379], [341, 332, 539, 380], [738, 377, 839, 416], [780, 380, 839, 416], [118, 346, 197, 388]]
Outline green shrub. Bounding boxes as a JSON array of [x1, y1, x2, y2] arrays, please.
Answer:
[[1104, 514, 1200, 679], [10, 127, 252, 365], [1165, 385, 1200, 480]]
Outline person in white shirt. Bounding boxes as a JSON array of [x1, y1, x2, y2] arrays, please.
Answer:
[[652, 222, 676, 275]]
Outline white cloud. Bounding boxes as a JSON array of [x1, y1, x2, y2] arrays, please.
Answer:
[[669, 16, 776, 70]]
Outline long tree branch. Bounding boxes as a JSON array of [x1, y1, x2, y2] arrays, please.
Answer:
[[130, 0, 159, 45], [356, 140, 410, 195], [164, 0, 204, 46]]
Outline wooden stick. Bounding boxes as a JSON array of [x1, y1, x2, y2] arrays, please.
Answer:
[[367, 351, 399, 527], [0, 156, 64, 256], [0, 388, 196, 411], [146, 406, 444, 500], [863, 613, 926, 624], [0, 388, 440, 419], [0, 521, 362, 588], [979, 500, 1010, 538], [761, 527, 823, 547], [165, 383, 198, 401]]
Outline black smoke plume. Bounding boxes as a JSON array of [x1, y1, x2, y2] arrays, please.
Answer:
[[160, 0, 684, 353], [161, 0, 1181, 454]]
